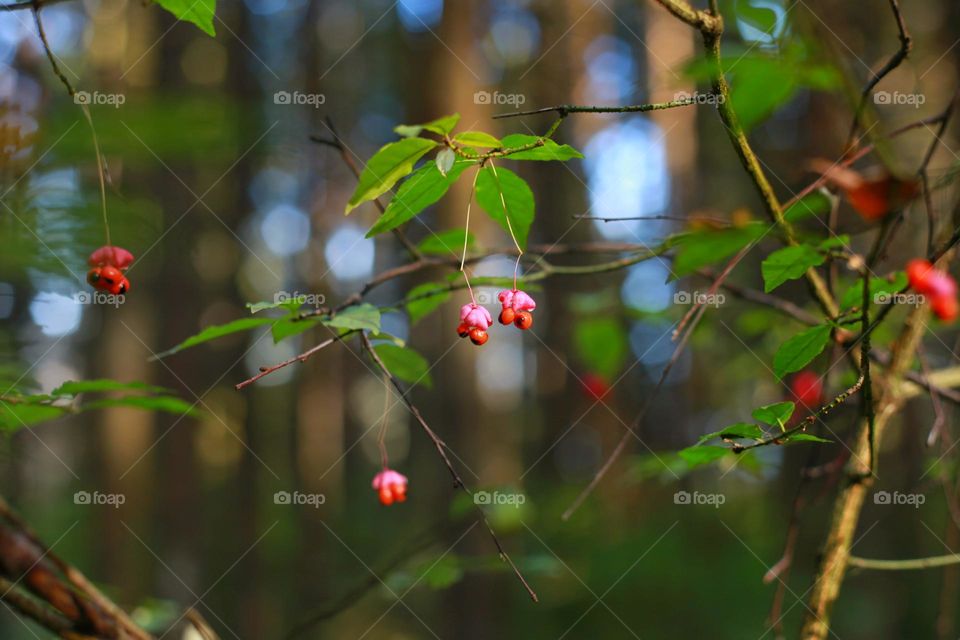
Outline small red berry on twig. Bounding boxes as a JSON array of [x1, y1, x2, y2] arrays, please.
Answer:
[[372, 468, 408, 506]]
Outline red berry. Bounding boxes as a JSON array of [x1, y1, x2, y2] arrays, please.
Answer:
[[932, 295, 959, 322], [86, 267, 102, 286], [469, 328, 488, 345], [907, 259, 935, 294], [581, 373, 609, 401], [513, 310, 533, 330], [499, 308, 516, 325], [457, 322, 470, 338], [790, 370, 822, 409]]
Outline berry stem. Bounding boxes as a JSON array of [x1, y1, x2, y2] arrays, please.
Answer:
[[488, 160, 523, 289], [377, 373, 391, 469]]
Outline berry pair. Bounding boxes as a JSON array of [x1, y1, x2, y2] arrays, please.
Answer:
[[455, 289, 537, 346], [906, 259, 958, 322], [497, 289, 536, 330], [372, 468, 408, 506], [87, 245, 134, 296]]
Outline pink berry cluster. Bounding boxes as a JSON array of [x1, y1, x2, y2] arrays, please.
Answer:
[[456, 289, 537, 346]]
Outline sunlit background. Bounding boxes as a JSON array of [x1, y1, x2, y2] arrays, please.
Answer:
[[1, 0, 959, 638]]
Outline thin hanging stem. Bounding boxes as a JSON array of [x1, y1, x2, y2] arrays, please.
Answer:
[[459, 164, 482, 304], [32, 4, 110, 245], [377, 374, 391, 469], [488, 160, 523, 289]]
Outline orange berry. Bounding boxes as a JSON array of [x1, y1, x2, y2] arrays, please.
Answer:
[[514, 310, 533, 330], [457, 323, 470, 338], [469, 328, 488, 345], [499, 308, 516, 325], [932, 295, 959, 322]]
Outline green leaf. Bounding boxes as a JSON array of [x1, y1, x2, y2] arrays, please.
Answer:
[[419, 555, 463, 589], [499, 134, 584, 161], [678, 445, 730, 468], [475, 165, 535, 249], [436, 148, 455, 176], [784, 189, 833, 223], [773, 324, 831, 378], [345, 138, 438, 214], [323, 304, 380, 333], [0, 403, 66, 431], [702, 422, 765, 443], [840, 272, 907, 310], [737, 2, 778, 33], [366, 160, 474, 237], [453, 131, 502, 148], [729, 56, 798, 132], [783, 432, 832, 444], [752, 402, 795, 427], [52, 380, 169, 397], [153, 0, 216, 36], [761, 244, 826, 292], [417, 230, 476, 256], [671, 223, 767, 278], [271, 317, 322, 343], [152, 317, 274, 360], [84, 396, 198, 417], [573, 317, 627, 380], [818, 235, 850, 250], [394, 114, 460, 138], [373, 344, 432, 389], [406, 283, 451, 325], [247, 297, 312, 314]]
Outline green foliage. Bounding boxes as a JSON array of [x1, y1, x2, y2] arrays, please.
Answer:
[[573, 317, 627, 379], [784, 190, 834, 223], [671, 222, 767, 278], [374, 344, 432, 388], [773, 325, 831, 378], [697, 422, 764, 444], [247, 297, 313, 314], [325, 304, 381, 333], [345, 138, 438, 214], [475, 165, 535, 249], [454, 131, 502, 148], [840, 272, 907, 310], [154, 0, 217, 35], [417, 230, 476, 256], [0, 379, 197, 431], [153, 317, 274, 360], [761, 244, 826, 292], [499, 135, 584, 161], [678, 445, 730, 468], [751, 401, 795, 428], [394, 114, 460, 138], [783, 432, 832, 444], [366, 160, 475, 237], [405, 283, 451, 325]]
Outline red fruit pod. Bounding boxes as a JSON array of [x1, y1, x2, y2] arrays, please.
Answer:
[[89, 246, 134, 270], [499, 308, 516, 325], [513, 310, 533, 330], [906, 259, 936, 294], [86, 267, 102, 287], [469, 328, 488, 346], [932, 295, 959, 322], [790, 370, 823, 409], [457, 322, 470, 338]]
